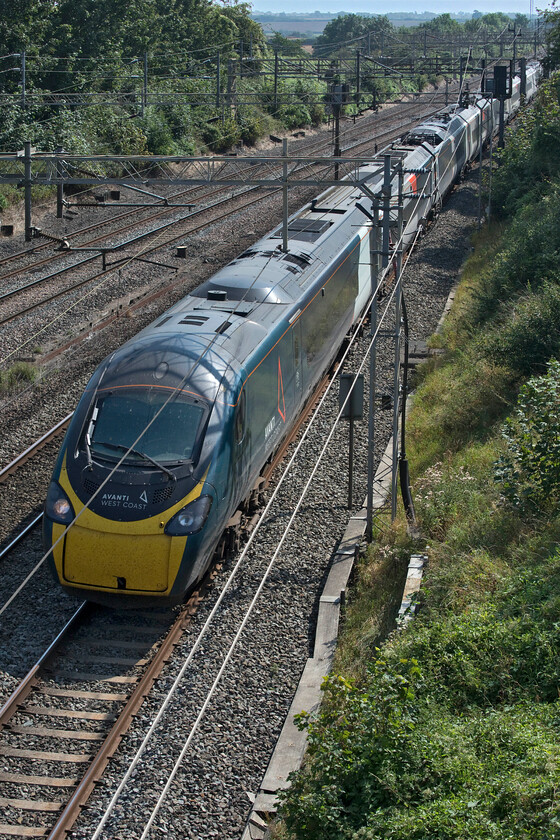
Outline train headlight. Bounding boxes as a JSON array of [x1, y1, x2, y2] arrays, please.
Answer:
[[45, 481, 75, 525], [165, 495, 212, 536]]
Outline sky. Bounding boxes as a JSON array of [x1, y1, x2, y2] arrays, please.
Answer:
[[252, 0, 549, 16]]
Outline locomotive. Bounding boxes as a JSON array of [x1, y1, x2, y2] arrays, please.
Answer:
[[43, 62, 540, 606]]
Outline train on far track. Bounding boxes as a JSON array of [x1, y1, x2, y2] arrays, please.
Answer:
[[44, 61, 540, 606]]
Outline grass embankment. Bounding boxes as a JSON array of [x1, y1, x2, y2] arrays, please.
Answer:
[[276, 76, 560, 840]]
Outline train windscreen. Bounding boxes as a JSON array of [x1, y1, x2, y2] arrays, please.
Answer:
[[87, 387, 207, 465]]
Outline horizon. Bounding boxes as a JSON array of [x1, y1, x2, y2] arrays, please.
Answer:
[[252, 1, 549, 17]]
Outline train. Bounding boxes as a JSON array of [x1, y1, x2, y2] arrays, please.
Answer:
[[43, 61, 540, 606]]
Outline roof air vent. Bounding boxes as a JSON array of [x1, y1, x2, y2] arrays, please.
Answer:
[[179, 315, 209, 326], [208, 289, 227, 302]]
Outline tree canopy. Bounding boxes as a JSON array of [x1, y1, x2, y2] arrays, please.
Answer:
[[313, 14, 394, 57]]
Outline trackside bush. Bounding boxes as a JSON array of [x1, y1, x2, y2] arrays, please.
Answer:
[[494, 359, 560, 510], [279, 658, 422, 840], [485, 281, 560, 375]]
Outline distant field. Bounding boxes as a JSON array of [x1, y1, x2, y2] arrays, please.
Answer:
[[255, 17, 333, 36], [253, 14, 442, 37]]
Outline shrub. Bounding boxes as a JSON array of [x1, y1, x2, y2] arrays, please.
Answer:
[[494, 359, 560, 510], [202, 117, 242, 152], [140, 109, 177, 155], [470, 186, 560, 327], [492, 76, 560, 218], [239, 112, 265, 146], [485, 282, 560, 376], [279, 657, 422, 840]]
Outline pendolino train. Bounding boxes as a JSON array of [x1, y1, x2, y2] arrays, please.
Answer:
[[44, 61, 540, 606]]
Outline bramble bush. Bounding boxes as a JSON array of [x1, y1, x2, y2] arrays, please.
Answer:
[[494, 359, 560, 510], [279, 658, 422, 840]]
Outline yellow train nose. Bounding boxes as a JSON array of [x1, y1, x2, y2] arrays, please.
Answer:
[[63, 527, 175, 592]]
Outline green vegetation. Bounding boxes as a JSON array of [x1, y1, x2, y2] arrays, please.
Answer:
[[276, 74, 560, 840], [0, 361, 37, 393], [313, 11, 530, 62], [495, 360, 560, 510], [0, 0, 326, 159], [0, 5, 540, 168]]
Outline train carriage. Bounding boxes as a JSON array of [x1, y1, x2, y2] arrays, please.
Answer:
[[44, 62, 541, 605]]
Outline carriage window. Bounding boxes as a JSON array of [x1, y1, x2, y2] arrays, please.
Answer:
[[235, 390, 246, 445]]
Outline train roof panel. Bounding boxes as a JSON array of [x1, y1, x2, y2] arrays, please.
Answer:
[[151, 293, 280, 365], [192, 256, 298, 304], [99, 333, 233, 403]]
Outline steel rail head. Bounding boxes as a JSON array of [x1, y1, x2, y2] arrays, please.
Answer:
[[0, 602, 88, 727]]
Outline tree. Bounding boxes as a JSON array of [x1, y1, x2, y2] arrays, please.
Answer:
[[54, 0, 164, 59], [464, 11, 511, 38], [0, 0, 56, 56], [545, 7, 560, 71], [313, 14, 394, 58], [220, 2, 267, 58], [267, 32, 308, 58], [418, 13, 462, 36]]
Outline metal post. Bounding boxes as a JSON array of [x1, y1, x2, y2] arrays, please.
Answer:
[[142, 52, 148, 117], [381, 155, 391, 269], [356, 50, 361, 110], [498, 97, 505, 148], [227, 58, 236, 119], [282, 139, 288, 253], [476, 104, 484, 229], [445, 77, 449, 106], [391, 162, 404, 521], [334, 104, 341, 180], [21, 51, 26, 109], [56, 146, 64, 219], [534, 29, 537, 59], [274, 51, 279, 113], [216, 52, 221, 111], [366, 201, 381, 542], [348, 414, 354, 508], [24, 141, 32, 242], [488, 101, 493, 220]]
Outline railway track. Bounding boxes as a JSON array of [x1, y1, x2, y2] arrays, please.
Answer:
[[0, 97, 430, 276], [0, 598, 201, 839], [0, 90, 454, 337], [0, 344, 335, 838], [0, 180, 482, 840]]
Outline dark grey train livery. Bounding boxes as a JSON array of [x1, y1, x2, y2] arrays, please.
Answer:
[[44, 62, 540, 605]]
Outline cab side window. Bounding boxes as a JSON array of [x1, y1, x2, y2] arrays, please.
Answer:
[[235, 389, 246, 445]]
